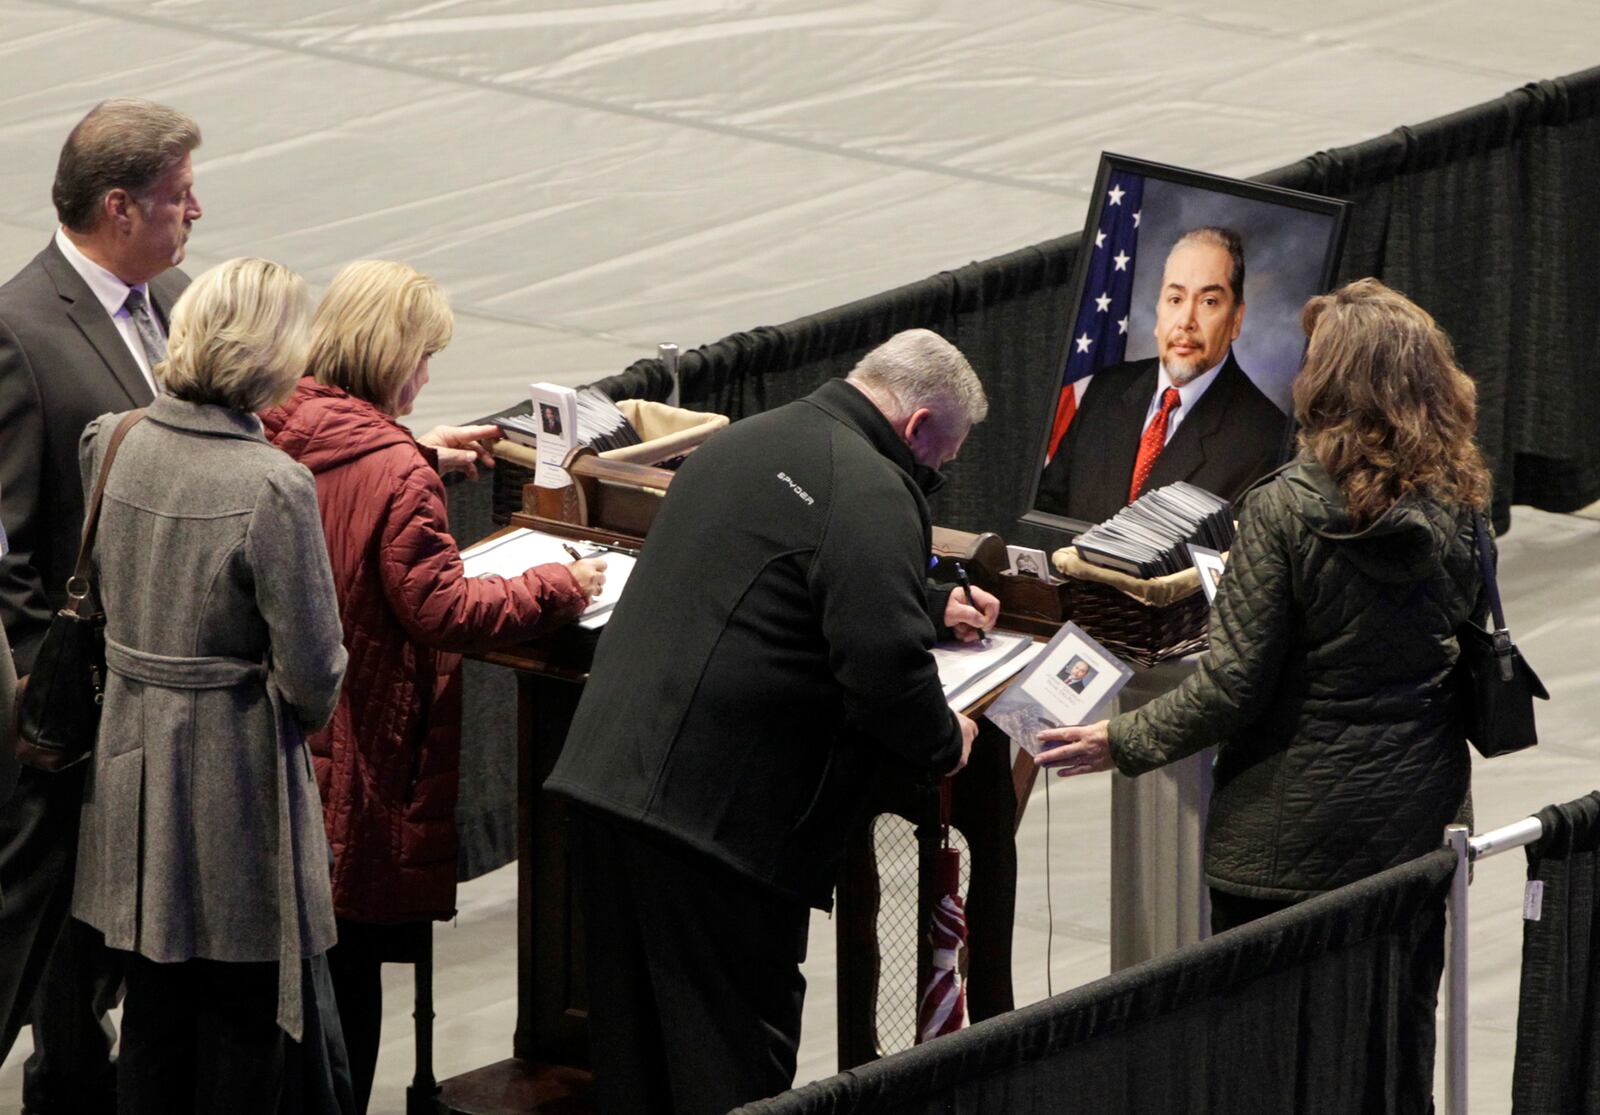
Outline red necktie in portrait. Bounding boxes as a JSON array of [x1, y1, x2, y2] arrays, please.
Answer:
[[1128, 387, 1181, 502]]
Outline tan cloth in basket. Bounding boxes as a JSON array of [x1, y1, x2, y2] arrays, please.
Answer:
[[493, 399, 729, 470], [1051, 546, 1204, 607]]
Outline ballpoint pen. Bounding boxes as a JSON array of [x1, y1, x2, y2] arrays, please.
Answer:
[[952, 560, 989, 645]]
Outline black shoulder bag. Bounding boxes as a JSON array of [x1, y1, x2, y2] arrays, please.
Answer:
[[14, 409, 146, 772], [1455, 511, 1548, 758]]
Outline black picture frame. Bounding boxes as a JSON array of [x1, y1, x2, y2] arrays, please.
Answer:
[[1022, 153, 1350, 537]]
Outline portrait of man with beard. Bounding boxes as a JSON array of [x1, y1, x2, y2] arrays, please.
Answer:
[[1034, 225, 1289, 526]]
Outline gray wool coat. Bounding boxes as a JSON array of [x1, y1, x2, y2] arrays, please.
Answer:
[[71, 396, 348, 1039]]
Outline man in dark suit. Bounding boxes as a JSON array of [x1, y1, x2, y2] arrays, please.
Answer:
[[1036, 226, 1288, 526], [0, 98, 201, 1113]]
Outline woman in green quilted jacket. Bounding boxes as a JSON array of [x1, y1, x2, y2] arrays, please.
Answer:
[[1038, 278, 1491, 932]]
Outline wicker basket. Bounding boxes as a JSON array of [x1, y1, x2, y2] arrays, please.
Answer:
[[490, 399, 727, 524], [1050, 547, 1209, 667]]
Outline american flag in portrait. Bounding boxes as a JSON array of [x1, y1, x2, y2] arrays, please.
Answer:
[[1046, 171, 1145, 462]]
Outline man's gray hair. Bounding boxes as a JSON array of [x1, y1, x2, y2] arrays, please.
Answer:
[[847, 329, 988, 430], [52, 99, 201, 232], [1170, 226, 1246, 303]]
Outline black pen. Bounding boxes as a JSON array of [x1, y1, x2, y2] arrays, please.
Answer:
[[561, 543, 585, 561], [952, 560, 989, 645]]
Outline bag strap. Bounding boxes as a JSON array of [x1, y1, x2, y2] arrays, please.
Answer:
[[64, 409, 147, 613], [1470, 511, 1507, 631], [1469, 510, 1519, 681]]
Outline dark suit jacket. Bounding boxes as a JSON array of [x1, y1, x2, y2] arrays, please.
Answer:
[[0, 239, 187, 673], [1035, 351, 1288, 527]]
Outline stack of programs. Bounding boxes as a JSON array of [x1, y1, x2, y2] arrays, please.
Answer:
[[494, 387, 645, 454], [1072, 482, 1234, 579]]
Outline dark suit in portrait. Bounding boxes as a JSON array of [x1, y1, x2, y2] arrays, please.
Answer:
[[0, 238, 187, 1109], [1035, 350, 1287, 526]]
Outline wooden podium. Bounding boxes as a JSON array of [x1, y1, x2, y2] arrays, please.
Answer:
[[439, 451, 663, 1112], [438, 452, 1031, 1111]]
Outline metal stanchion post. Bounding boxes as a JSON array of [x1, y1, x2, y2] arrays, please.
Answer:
[[660, 342, 680, 408], [1444, 823, 1471, 1115], [406, 923, 441, 1115]]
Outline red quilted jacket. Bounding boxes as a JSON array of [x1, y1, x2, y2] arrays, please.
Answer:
[[262, 378, 587, 922]]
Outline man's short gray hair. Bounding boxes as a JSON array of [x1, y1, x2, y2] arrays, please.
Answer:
[[846, 329, 988, 431], [52, 99, 201, 232]]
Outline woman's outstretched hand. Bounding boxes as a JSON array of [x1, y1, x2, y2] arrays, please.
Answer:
[[419, 424, 500, 479], [1035, 719, 1113, 777]]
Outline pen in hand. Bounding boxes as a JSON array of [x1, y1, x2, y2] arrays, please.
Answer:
[[952, 560, 989, 645], [561, 543, 584, 561]]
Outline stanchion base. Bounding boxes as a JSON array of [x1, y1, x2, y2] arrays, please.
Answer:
[[406, 1082, 443, 1115], [438, 1059, 594, 1115]]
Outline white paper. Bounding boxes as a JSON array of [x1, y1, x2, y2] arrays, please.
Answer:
[[948, 641, 1046, 712], [460, 527, 636, 626], [932, 632, 1033, 707], [1524, 880, 1545, 921]]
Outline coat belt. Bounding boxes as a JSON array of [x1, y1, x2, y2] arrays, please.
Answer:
[[104, 640, 265, 688], [102, 636, 312, 1040]]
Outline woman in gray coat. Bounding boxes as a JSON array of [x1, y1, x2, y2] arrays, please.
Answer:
[[1039, 279, 1491, 932], [72, 258, 347, 1110]]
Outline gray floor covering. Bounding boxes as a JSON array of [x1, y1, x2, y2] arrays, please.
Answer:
[[2, 1, 1597, 1109], [3, 1, 1596, 435], [3, 503, 1594, 1110]]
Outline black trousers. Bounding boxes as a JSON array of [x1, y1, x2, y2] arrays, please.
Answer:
[[324, 917, 428, 1115], [1209, 887, 1299, 934], [572, 812, 810, 1115], [118, 952, 285, 1115], [0, 765, 120, 1113]]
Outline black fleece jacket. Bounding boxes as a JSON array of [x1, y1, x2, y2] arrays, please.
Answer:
[[545, 380, 963, 909]]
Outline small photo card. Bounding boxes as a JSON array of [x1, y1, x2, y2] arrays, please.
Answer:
[[984, 621, 1132, 757], [1186, 544, 1227, 605], [1006, 544, 1053, 581]]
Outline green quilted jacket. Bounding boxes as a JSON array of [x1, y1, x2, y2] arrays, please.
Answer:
[[1109, 456, 1485, 901]]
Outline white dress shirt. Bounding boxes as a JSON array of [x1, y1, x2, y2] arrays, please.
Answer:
[[54, 227, 163, 396], [1142, 352, 1229, 446]]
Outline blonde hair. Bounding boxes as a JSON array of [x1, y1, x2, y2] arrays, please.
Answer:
[[156, 257, 310, 411], [1294, 279, 1491, 527], [307, 260, 454, 415]]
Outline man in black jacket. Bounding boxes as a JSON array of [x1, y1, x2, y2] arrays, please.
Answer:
[[1035, 227, 1288, 525], [546, 329, 999, 1115], [0, 98, 200, 1112]]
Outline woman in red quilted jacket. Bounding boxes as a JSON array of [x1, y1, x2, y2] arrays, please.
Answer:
[[261, 259, 605, 1111]]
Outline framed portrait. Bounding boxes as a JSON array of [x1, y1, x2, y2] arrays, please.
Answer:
[[1025, 154, 1349, 536], [1185, 543, 1227, 604]]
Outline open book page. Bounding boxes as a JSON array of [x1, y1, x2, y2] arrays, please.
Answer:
[[932, 632, 1041, 710], [460, 527, 637, 627]]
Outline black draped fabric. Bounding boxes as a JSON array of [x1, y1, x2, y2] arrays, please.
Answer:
[[453, 65, 1600, 878], [1512, 792, 1600, 1113], [588, 240, 1079, 553], [594, 66, 1600, 542], [1263, 69, 1600, 529], [443, 473, 521, 882], [735, 849, 1455, 1115]]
